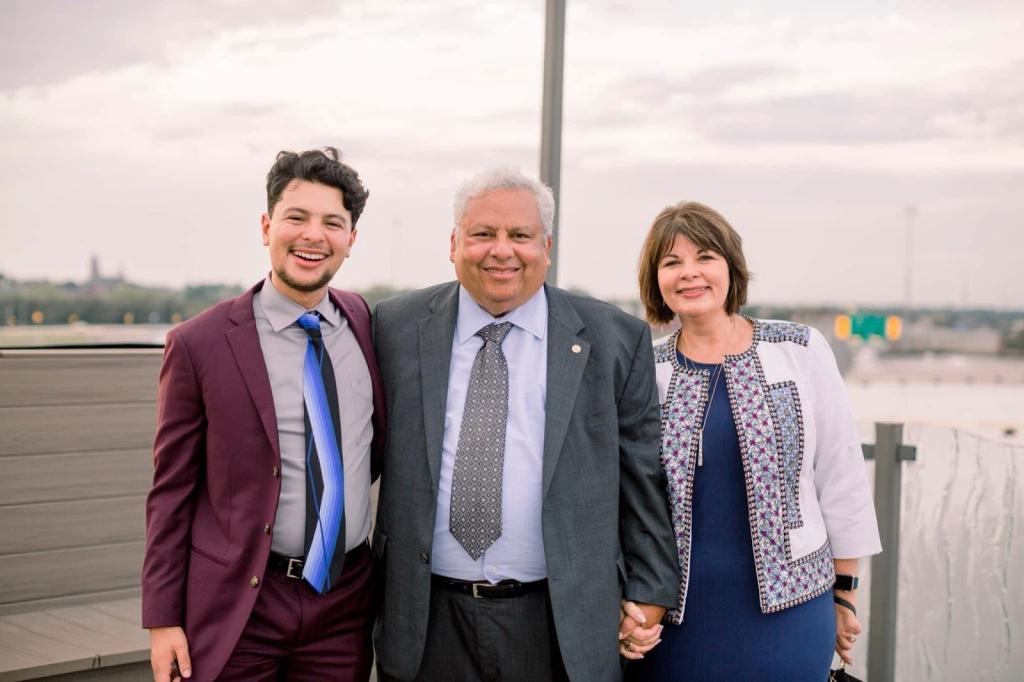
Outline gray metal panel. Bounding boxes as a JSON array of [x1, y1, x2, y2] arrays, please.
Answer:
[[0, 496, 146, 555], [0, 542, 143, 606], [0, 449, 151, 506], [0, 351, 161, 408], [0, 405, 156, 457]]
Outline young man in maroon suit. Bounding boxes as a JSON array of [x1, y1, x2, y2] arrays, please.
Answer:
[[142, 148, 385, 681]]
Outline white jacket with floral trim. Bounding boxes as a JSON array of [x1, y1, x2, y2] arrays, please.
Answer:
[[654, 319, 882, 623]]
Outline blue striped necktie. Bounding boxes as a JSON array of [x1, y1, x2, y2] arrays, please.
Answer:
[[296, 312, 345, 594]]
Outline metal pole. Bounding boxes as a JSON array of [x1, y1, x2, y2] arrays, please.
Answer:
[[867, 422, 915, 682], [540, 0, 565, 286]]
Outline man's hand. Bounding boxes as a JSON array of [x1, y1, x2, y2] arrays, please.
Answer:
[[149, 626, 191, 681], [834, 595, 861, 665], [618, 600, 666, 660]]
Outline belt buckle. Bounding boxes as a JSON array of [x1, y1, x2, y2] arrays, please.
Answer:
[[286, 557, 304, 580], [471, 582, 485, 598]]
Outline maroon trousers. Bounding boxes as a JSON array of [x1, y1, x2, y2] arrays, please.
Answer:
[[218, 545, 374, 681]]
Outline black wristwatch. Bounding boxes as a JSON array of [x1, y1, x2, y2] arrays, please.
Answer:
[[834, 574, 860, 591]]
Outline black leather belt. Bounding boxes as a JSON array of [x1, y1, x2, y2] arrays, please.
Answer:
[[431, 575, 547, 599], [269, 541, 369, 580]]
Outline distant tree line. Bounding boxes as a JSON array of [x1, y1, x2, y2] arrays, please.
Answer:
[[1, 272, 1020, 353], [0, 274, 409, 326]]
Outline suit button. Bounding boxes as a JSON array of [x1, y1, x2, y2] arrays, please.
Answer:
[[250, 576, 260, 587], [272, 466, 280, 478], [264, 523, 272, 535], [419, 552, 429, 564]]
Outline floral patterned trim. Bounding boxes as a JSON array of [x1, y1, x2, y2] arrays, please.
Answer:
[[762, 540, 835, 614], [653, 332, 707, 624], [756, 319, 810, 347], [653, 332, 678, 364], [724, 346, 832, 612], [769, 381, 805, 530]]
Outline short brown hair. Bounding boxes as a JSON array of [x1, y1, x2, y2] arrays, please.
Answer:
[[638, 201, 751, 324]]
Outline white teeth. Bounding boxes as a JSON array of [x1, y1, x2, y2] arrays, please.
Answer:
[[294, 251, 326, 261]]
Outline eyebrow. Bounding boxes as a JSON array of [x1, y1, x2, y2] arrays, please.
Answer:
[[282, 207, 349, 223], [468, 223, 533, 231]]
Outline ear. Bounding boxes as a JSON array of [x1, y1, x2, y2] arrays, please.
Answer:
[[449, 227, 458, 264], [260, 213, 271, 246], [543, 234, 553, 265], [348, 227, 358, 249]]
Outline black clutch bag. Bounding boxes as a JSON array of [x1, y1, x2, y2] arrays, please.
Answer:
[[828, 665, 864, 682]]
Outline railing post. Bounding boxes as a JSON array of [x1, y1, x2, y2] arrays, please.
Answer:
[[867, 422, 915, 682]]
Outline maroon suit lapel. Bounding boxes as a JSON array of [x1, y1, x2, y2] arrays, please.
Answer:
[[225, 281, 280, 459]]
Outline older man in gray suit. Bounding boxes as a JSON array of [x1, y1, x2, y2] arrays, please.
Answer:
[[372, 168, 678, 681]]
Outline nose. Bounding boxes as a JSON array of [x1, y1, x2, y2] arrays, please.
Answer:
[[679, 260, 700, 280], [299, 218, 328, 243], [490, 232, 514, 258]]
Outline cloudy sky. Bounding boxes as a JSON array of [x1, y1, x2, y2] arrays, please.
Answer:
[[2, 0, 1022, 308]]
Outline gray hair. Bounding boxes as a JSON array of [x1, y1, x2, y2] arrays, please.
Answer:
[[452, 167, 555, 237]]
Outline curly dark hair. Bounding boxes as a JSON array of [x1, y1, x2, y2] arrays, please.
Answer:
[[266, 147, 369, 224]]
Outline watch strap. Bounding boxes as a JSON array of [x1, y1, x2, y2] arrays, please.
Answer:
[[834, 573, 860, 591]]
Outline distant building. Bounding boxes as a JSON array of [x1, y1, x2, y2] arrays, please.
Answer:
[[84, 255, 124, 293]]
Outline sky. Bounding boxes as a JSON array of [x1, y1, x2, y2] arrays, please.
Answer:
[[1, 0, 1022, 308]]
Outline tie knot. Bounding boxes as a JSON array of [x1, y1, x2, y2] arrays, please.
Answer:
[[476, 321, 513, 346], [297, 312, 322, 335]]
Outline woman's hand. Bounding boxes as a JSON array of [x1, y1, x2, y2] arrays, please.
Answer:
[[834, 596, 861, 665], [618, 599, 664, 660]]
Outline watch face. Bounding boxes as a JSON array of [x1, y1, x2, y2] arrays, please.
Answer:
[[835, 574, 859, 591]]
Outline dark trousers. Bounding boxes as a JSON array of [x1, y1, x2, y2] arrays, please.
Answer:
[[380, 579, 569, 682], [219, 545, 374, 681]]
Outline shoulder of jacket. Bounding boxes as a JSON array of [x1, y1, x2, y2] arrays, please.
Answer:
[[754, 318, 813, 347]]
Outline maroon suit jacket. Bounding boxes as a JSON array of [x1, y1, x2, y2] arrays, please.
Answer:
[[141, 280, 386, 680]]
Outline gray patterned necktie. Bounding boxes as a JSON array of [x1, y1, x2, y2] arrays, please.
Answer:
[[450, 321, 513, 560]]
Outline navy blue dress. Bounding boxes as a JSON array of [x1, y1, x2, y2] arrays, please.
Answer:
[[626, 355, 835, 682]]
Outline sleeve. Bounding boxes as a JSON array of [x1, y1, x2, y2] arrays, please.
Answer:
[[807, 327, 883, 559], [141, 329, 207, 628], [617, 322, 681, 607]]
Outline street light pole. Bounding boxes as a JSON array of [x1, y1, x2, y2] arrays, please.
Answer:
[[540, 0, 566, 286]]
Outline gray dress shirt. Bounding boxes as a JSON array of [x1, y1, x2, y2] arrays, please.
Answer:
[[254, 276, 373, 557]]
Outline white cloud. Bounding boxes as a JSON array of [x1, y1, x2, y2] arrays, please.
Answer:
[[1, 0, 1022, 307]]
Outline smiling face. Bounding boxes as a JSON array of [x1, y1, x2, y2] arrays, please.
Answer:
[[657, 234, 731, 322], [450, 188, 552, 316], [261, 179, 356, 308]]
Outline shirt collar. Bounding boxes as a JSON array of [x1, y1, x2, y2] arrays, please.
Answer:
[[456, 285, 547, 344], [260, 275, 341, 332]]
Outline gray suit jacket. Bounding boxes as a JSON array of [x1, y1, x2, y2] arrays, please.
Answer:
[[371, 282, 678, 681]]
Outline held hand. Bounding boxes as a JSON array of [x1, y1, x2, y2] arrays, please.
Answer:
[[618, 600, 666, 660], [150, 626, 191, 681], [834, 598, 862, 666]]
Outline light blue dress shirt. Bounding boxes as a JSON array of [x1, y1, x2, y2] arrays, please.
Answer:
[[431, 285, 549, 583]]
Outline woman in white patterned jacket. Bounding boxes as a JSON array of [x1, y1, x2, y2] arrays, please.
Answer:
[[619, 201, 881, 681]]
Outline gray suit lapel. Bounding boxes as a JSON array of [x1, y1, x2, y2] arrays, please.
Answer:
[[543, 287, 589, 498], [418, 282, 459, 495]]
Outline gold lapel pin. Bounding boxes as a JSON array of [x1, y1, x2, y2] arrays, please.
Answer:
[[571, 344, 582, 354]]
